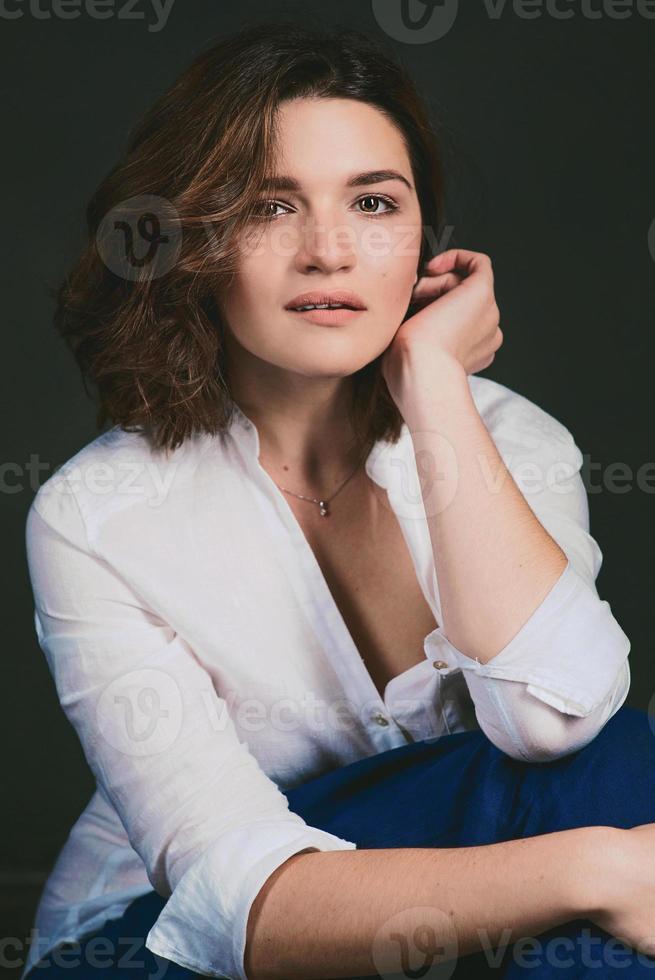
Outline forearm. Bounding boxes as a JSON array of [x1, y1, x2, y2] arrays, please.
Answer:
[[403, 353, 567, 665], [245, 825, 607, 980]]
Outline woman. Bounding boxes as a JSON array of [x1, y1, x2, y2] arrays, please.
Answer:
[[22, 20, 655, 980]]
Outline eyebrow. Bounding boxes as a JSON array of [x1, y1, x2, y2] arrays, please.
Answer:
[[260, 169, 414, 193]]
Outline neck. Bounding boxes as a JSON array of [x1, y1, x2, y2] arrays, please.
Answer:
[[223, 338, 366, 492]]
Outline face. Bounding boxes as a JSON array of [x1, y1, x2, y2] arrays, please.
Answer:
[[216, 97, 423, 380]]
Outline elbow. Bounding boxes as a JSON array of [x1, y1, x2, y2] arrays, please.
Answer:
[[483, 713, 608, 764], [468, 683, 592, 764], [471, 707, 573, 763], [476, 662, 631, 764], [507, 728, 600, 764]]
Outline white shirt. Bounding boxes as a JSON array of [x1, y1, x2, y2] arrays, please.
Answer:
[[22, 374, 631, 980]]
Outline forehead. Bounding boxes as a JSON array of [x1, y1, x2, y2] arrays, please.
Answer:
[[271, 97, 410, 179]]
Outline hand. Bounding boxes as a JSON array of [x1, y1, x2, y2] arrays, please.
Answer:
[[585, 824, 655, 958], [380, 249, 503, 415]]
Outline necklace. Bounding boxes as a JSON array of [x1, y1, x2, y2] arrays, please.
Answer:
[[274, 447, 368, 517]]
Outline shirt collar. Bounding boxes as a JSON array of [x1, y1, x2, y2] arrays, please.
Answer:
[[228, 400, 442, 621], [228, 401, 413, 494]]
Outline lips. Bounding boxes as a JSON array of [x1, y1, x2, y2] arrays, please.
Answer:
[[284, 290, 366, 311]]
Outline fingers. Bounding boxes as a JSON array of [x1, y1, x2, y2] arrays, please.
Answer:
[[412, 271, 462, 302], [422, 249, 494, 285], [472, 326, 504, 374]]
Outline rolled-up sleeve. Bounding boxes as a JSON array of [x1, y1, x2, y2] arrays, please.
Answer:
[[423, 408, 631, 762], [25, 478, 357, 980]]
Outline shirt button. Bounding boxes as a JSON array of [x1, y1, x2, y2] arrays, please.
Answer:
[[433, 660, 449, 669], [372, 712, 389, 726]]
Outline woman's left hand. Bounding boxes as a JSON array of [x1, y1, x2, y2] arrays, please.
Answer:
[[381, 248, 503, 413]]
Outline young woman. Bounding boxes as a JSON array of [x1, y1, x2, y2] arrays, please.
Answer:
[[22, 21, 655, 980]]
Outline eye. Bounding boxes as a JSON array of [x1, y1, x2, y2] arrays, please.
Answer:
[[250, 194, 400, 221], [250, 200, 292, 220], [355, 194, 399, 217]]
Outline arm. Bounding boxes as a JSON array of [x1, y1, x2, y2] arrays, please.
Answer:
[[409, 357, 588, 664], [25, 480, 358, 980], [406, 361, 630, 761], [245, 826, 607, 980], [381, 248, 630, 760]]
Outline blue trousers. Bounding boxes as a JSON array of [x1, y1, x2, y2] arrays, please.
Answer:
[[25, 705, 655, 978]]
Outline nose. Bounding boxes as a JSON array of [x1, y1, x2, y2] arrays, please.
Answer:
[[293, 208, 357, 275]]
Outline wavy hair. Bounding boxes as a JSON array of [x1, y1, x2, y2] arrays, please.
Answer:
[[52, 21, 446, 455]]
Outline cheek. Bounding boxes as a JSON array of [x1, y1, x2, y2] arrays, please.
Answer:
[[224, 257, 278, 318], [376, 261, 417, 306]]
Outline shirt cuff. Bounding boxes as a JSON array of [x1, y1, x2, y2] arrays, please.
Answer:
[[145, 819, 358, 980], [423, 559, 631, 718]]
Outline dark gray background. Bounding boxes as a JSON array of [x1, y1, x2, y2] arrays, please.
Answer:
[[3, 0, 654, 973]]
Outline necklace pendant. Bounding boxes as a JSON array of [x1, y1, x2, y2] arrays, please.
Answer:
[[319, 500, 329, 517]]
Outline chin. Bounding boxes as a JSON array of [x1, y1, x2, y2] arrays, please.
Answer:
[[287, 348, 381, 378]]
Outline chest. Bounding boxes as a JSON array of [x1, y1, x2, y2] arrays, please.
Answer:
[[285, 476, 439, 701]]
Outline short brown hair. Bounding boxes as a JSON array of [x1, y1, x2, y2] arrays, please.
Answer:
[[52, 21, 446, 456]]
